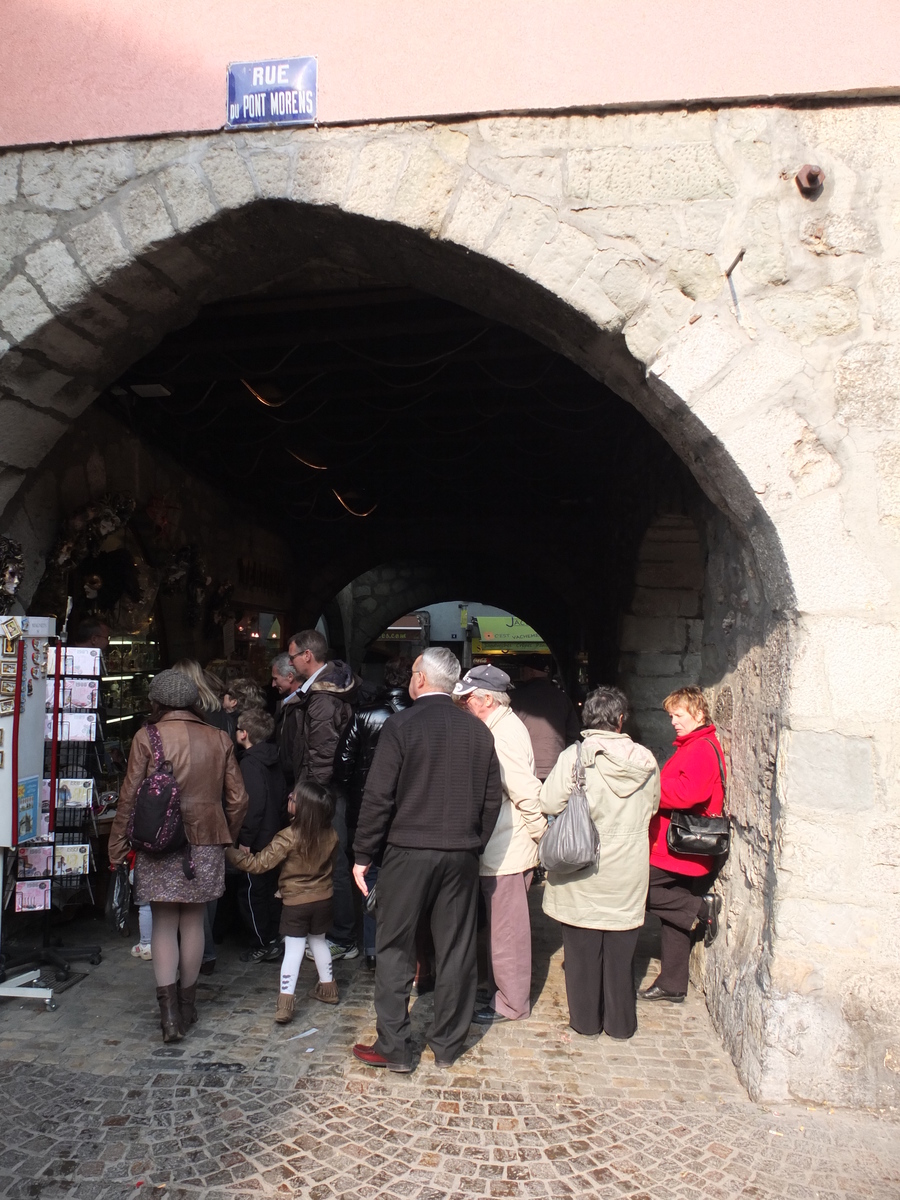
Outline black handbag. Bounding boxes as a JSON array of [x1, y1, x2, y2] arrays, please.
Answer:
[[666, 739, 730, 858]]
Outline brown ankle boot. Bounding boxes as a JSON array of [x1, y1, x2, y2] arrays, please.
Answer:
[[156, 984, 184, 1042], [275, 993, 295, 1024], [178, 982, 198, 1028], [308, 980, 339, 1005]]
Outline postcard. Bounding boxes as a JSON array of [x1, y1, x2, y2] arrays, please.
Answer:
[[15, 880, 51, 912], [53, 843, 90, 876], [45, 713, 97, 742], [18, 845, 53, 878]]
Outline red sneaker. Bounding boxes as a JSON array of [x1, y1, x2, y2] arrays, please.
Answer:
[[352, 1043, 413, 1073]]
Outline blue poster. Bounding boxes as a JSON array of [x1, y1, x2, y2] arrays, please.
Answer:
[[17, 774, 40, 845], [226, 57, 317, 129]]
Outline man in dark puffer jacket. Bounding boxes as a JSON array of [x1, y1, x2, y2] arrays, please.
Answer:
[[236, 708, 288, 963]]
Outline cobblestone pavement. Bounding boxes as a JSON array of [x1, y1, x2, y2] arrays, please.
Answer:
[[0, 888, 897, 1199]]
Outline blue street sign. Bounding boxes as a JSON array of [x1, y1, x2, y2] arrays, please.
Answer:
[[226, 57, 317, 129]]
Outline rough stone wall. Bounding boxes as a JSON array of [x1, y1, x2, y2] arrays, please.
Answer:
[[618, 513, 705, 760], [0, 104, 899, 1105]]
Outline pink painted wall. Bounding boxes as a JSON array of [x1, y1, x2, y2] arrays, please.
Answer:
[[3, 0, 899, 148]]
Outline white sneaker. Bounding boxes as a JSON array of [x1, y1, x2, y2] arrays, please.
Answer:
[[305, 938, 359, 962], [131, 943, 152, 960]]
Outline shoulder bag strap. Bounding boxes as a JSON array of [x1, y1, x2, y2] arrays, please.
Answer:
[[573, 741, 585, 788], [702, 738, 727, 791], [145, 722, 165, 771]]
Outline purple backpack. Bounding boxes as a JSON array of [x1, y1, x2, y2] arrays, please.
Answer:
[[126, 723, 194, 879]]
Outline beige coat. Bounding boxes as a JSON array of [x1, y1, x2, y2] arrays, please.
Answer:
[[540, 730, 660, 930], [480, 704, 547, 876]]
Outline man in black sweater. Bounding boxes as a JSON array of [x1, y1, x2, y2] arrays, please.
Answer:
[[351, 647, 502, 1072]]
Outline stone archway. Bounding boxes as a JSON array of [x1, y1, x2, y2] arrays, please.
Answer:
[[2, 104, 899, 1106]]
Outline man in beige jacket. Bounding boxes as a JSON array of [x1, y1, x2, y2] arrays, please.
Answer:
[[454, 664, 547, 1024]]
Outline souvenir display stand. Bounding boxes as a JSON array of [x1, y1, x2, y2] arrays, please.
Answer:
[[0, 619, 102, 1011]]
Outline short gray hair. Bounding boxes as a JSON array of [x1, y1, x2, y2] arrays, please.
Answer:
[[271, 652, 295, 678], [470, 688, 510, 708], [419, 647, 461, 693], [583, 685, 629, 731]]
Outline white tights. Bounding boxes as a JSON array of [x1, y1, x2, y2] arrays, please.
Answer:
[[150, 901, 205, 988], [280, 933, 332, 995]]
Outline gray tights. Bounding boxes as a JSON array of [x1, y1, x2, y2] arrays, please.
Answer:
[[150, 901, 206, 988]]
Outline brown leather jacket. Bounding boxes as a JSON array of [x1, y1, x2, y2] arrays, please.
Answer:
[[108, 710, 248, 864], [226, 826, 338, 905]]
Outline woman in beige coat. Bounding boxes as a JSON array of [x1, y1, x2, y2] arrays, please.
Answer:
[[541, 686, 659, 1039], [454, 664, 547, 1024]]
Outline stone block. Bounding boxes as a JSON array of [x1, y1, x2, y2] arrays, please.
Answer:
[[624, 286, 694, 366], [0, 211, 55, 280], [781, 729, 874, 814], [486, 195, 558, 272], [567, 144, 735, 204], [68, 212, 132, 285], [691, 343, 804, 435], [30, 321, 105, 373], [586, 249, 647, 318], [20, 144, 134, 211], [630, 651, 701, 677], [248, 150, 293, 199], [757, 286, 858, 346], [345, 141, 406, 219], [0, 154, 19, 205], [652, 315, 744, 403], [160, 164, 217, 231], [775, 897, 880, 950], [392, 145, 461, 234], [875, 439, 900, 525], [444, 171, 509, 250], [527, 223, 596, 296], [634, 561, 705, 590], [776, 490, 890, 613], [481, 154, 563, 201], [665, 249, 721, 301], [619, 616, 690, 654], [869, 262, 900, 330], [119, 182, 175, 255], [24, 240, 90, 311], [800, 214, 878, 257], [0, 464, 25, 514], [0, 276, 52, 342], [741, 200, 787, 285], [628, 708, 676, 758], [431, 127, 468, 164], [201, 144, 258, 210], [567, 256, 627, 331], [835, 343, 900, 430], [630, 587, 701, 617], [0, 351, 71, 409], [0, 398, 67, 468], [624, 673, 681, 710], [292, 142, 355, 206]]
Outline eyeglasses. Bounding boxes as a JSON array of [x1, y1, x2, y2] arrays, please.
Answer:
[[288, 649, 307, 662]]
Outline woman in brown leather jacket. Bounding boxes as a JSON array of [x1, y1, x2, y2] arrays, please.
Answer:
[[108, 670, 248, 1042]]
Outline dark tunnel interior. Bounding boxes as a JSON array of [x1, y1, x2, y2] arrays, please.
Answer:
[[98, 285, 706, 678]]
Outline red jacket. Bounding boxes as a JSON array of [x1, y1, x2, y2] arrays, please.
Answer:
[[649, 724, 725, 878]]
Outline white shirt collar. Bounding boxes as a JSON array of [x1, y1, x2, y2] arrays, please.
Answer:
[[415, 690, 451, 700], [299, 663, 327, 693]]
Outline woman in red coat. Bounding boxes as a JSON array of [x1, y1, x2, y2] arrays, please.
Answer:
[[639, 686, 724, 1003]]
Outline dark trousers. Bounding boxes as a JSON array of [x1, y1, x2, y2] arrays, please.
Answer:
[[328, 793, 357, 947], [238, 868, 282, 948], [646, 866, 703, 993], [374, 846, 480, 1066], [561, 924, 640, 1038]]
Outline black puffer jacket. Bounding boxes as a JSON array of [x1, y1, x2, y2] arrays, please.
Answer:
[[292, 659, 360, 786], [334, 687, 412, 823], [238, 740, 289, 852]]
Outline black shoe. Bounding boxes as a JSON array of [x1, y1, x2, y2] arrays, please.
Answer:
[[638, 984, 686, 1003], [241, 943, 278, 963], [198, 959, 216, 976], [365, 955, 376, 971], [260, 939, 283, 962], [699, 893, 722, 946], [471, 1006, 508, 1025]]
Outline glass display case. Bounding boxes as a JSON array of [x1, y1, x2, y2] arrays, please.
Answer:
[[101, 635, 160, 740]]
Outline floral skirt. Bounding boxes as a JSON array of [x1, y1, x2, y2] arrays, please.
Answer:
[[133, 844, 225, 905]]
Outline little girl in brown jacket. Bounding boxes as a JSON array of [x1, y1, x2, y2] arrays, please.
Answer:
[[227, 780, 339, 1023]]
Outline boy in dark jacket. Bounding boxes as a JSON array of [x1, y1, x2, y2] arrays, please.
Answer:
[[236, 707, 289, 962]]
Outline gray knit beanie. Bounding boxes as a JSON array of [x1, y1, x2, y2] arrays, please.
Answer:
[[148, 669, 199, 709]]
